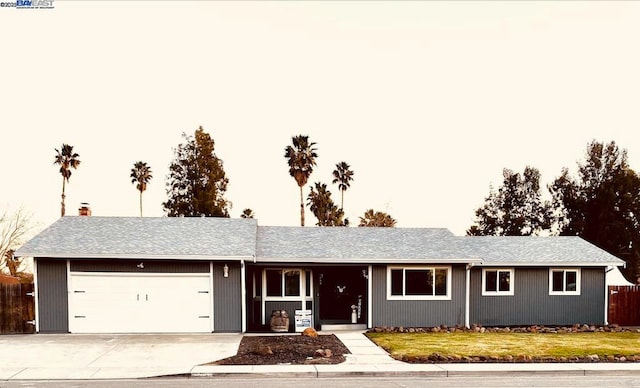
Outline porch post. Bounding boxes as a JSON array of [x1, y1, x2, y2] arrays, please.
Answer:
[[465, 263, 471, 328], [241, 260, 246, 333], [368, 265, 372, 329], [33, 257, 40, 333]]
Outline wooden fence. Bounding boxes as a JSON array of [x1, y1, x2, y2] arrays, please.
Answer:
[[608, 285, 640, 326], [0, 283, 35, 334]]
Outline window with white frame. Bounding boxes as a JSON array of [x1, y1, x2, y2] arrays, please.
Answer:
[[482, 268, 514, 296], [264, 269, 311, 299], [387, 266, 451, 300], [549, 268, 580, 295]]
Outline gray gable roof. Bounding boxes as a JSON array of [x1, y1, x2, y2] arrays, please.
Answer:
[[15, 217, 624, 267], [457, 236, 624, 266], [256, 226, 478, 263], [15, 216, 258, 260]]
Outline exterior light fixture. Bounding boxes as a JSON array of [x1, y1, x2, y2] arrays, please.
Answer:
[[136, 262, 144, 269], [223, 264, 229, 278]]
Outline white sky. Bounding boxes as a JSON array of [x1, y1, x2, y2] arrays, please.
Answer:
[[1, 1, 640, 237]]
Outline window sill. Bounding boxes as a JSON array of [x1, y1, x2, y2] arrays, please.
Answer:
[[481, 292, 514, 297], [549, 291, 580, 296], [386, 295, 451, 301]]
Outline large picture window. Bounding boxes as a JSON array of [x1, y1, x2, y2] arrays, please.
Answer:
[[549, 268, 580, 295], [482, 268, 514, 296], [387, 266, 450, 300]]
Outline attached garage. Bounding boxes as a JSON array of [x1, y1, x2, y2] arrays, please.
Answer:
[[17, 217, 257, 334], [69, 273, 212, 333]]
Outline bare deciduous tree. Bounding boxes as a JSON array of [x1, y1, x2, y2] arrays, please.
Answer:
[[0, 207, 34, 277]]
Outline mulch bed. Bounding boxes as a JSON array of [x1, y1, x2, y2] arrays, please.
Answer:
[[211, 334, 350, 365]]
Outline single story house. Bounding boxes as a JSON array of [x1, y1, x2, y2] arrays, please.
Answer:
[[15, 216, 625, 334]]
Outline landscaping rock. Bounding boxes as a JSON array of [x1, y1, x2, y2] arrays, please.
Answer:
[[302, 327, 318, 337], [250, 343, 273, 356]]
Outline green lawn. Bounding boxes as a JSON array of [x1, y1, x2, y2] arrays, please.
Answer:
[[366, 332, 640, 359]]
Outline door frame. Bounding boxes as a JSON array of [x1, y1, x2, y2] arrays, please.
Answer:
[[316, 265, 369, 325]]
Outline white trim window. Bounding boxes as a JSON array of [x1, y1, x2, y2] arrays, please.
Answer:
[[387, 266, 451, 300], [549, 268, 580, 295], [263, 269, 312, 300], [482, 268, 514, 296]]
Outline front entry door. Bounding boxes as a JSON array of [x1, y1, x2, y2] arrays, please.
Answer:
[[319, 267, 367, 324]]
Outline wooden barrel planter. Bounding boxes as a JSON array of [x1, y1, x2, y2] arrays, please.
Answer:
[[270, 309, 289, 332]]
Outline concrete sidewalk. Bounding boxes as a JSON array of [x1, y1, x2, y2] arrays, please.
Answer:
[[3, 331, 640, 380], [191, 331, 640, 378]]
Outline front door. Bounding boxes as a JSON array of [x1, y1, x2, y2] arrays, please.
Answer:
[[318, 267, 367, 324]]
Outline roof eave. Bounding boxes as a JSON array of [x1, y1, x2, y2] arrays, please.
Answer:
[[478, 261, 625, 267], [17, 252, 253, 261], [254, 257, 484, 264]]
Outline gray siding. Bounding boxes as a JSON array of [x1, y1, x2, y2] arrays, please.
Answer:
[[36, 258, 69, 333], [470, 267, 605, 326], [371, 264, 466, 327], [70, 259, 209, 273], [213, 263, 242, 332]]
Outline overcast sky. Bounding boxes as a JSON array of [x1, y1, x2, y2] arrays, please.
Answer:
[[2, 1, 640, 237]]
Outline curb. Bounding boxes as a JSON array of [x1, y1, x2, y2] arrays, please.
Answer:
[[189, 363, 640, 379]]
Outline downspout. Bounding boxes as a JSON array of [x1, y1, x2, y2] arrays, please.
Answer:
[[465, 263, 473, 329], [241, 259, 247, 333]]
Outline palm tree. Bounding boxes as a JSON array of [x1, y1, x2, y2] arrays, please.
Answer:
[[54, 144, 81, 217], [307, 182, 346, 226], [358, 209, 396, 227], [130, 161, 153, 217], [240, 208, 255, 219], [284, 135, 318, 226], [332, 161, 354, 211]]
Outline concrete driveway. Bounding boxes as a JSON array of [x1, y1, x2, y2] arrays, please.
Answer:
[[0, 333, 242, 380]]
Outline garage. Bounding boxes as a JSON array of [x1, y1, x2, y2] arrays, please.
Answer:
[[16, 216, 257, 333], [69, 273, 212, 333]]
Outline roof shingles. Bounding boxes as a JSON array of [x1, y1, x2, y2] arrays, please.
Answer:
[[15, 216, 257, 259], [15, 217, 624, 267]]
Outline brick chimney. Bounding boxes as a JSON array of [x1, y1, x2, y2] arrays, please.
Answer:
[[79, 203, 91, 216]]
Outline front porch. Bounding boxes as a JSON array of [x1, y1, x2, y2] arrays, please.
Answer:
[[245, 265, 370, 332]]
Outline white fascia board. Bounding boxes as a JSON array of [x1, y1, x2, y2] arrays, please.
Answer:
[[478, 261, 625, 267], [254, 257, 484, 264], [19, 253, 252, 261]]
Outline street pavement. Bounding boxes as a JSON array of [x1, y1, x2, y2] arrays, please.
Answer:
[[2, 331, 640, 380]]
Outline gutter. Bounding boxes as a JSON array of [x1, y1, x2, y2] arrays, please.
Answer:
[[13, 253, 253, 261]]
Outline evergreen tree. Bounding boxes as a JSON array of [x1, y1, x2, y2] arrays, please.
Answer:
[[468, 166, 550, 236], [549, 140, 640, 281], [163, 126, 230, 217]]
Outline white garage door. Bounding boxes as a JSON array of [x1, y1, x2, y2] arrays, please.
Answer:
[[69, 273, 212, 333]]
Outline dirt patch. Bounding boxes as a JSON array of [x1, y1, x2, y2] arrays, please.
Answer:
[[210, 334, 350, 365]]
